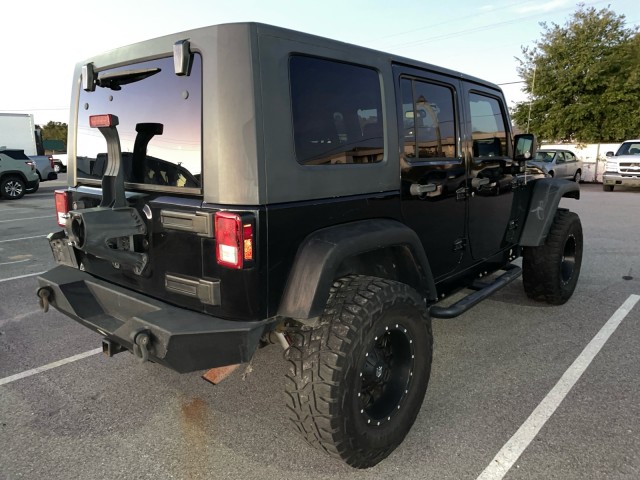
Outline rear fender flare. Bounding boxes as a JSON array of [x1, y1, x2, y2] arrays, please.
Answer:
[[277, 219, 436, 325]]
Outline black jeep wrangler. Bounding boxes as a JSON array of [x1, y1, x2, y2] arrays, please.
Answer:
[[37, 23, 583, 468]]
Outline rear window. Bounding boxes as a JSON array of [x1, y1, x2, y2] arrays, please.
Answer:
[[290, 56, 384, 166], [76, 54, 202, 191], [1, 149, 30, 160]]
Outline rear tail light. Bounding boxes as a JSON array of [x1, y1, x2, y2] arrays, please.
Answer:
[[89, 114, 118, 128], [214, 212, 254, 269], [25, 161, 35, 170], [48, 155, 54, 169], [54, 190, 72, 227]]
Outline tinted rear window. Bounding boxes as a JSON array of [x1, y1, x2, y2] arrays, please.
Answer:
[[1, 149, 30, 160], [76, 55, 202, 190], [290, 56, 384, 166]]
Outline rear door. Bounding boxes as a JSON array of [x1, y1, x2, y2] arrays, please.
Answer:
[[394, 66, 467, 281], [73, 54, 209, 312]]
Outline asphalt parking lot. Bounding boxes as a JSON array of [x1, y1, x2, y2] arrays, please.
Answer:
[[1, 179, 639, 480]]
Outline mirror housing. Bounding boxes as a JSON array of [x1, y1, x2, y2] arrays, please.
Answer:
[[605, 151, 614, 157], [513, 133, 537, 161]]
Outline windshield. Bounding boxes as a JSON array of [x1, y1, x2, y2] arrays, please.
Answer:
[[533, 151, 556, 163], [76, 54, 202, 190], [616, 142, 640, 156]]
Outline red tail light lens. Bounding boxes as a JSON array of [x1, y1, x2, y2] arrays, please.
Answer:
[[89, 114, 118, 128], [48, 155, 54, 169], [215, 212, 254, 269], [54, 190, 72, 227]]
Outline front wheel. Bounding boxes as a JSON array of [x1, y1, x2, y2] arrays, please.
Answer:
[[603, 184, 614, 192], [285, 275, 432, 468], [522, 210, 583, 304], [573, 170, 581, 183]]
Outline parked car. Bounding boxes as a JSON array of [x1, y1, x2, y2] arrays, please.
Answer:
[[0, 148, 40, 199], [36, 22, 583, 468], [603, 139, 640, 191], [527, 149, 583, 182], [29, 154, 58, 188]]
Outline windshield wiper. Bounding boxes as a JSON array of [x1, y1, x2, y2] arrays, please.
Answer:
[[97, 68, 161, 90]]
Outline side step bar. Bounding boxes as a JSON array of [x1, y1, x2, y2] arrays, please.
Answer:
[[429, 264, 522, 319]]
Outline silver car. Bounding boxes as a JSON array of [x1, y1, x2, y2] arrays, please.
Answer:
[[528, 149, 583, 182]]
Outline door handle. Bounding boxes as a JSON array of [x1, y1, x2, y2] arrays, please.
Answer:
[[410, 183, 437, 196]]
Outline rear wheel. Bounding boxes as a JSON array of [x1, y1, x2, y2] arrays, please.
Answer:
[[285, 275, 432, 468], [603, 184, 614, 192], [523, 210, 583, 304], [1, 176, 26, 199]]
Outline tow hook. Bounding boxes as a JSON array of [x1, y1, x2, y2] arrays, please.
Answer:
[[132, 330, 151, 363], [36, 287, 53, 313]]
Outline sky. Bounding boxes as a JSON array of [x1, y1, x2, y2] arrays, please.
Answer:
[[2, 0, 638, 126]]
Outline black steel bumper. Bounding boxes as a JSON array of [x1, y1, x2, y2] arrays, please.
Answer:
[[37, 265, 271, 373]]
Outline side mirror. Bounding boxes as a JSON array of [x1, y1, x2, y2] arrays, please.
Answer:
[[513, 133, 536, 161], [605, 151, 614, 157]]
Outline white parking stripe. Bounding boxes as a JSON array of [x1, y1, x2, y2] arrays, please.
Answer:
[[0, 271, 46, 283], [0, 215, 52, 223], [0, 235, 47, 243], [0, 259, 29, 266], [0, 348, 103, 387], [477, 294, 640, 480]]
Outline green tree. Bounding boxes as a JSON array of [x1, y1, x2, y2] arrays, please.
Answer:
[[512, 4, 640, 143], [40, 121, 68, 150]]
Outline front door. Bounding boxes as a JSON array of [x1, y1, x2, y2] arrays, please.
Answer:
[[395, 67, 467, 281], [463, 87, 517, 260]]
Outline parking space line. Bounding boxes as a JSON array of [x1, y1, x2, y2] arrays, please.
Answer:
[[0, 215, 52, 223], [0, 348, 103, 387], [0, 271, 46, 283], [477, 294, 640, 480], [0, 259, 29, 266], [0, 235, 47, 243]]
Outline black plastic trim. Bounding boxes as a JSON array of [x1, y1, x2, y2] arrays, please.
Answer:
[[519, 178, 580, 246], [277, 219, 436, 323]]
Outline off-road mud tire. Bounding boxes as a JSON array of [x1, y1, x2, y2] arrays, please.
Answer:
[[285, 275, 432, 468], [522, 209, 583, 304]]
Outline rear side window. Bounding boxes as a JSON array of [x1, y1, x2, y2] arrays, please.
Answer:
[[290, 56, 384, 165], [469, 93, 508, 158], [1, 149, 30, 160]]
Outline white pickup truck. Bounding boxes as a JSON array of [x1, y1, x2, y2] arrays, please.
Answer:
[[603, 139, 640, 191], [51, 153, 68, 173]]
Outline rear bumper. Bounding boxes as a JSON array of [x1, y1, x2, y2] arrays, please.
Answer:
[[37, 265, 273, 373]]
